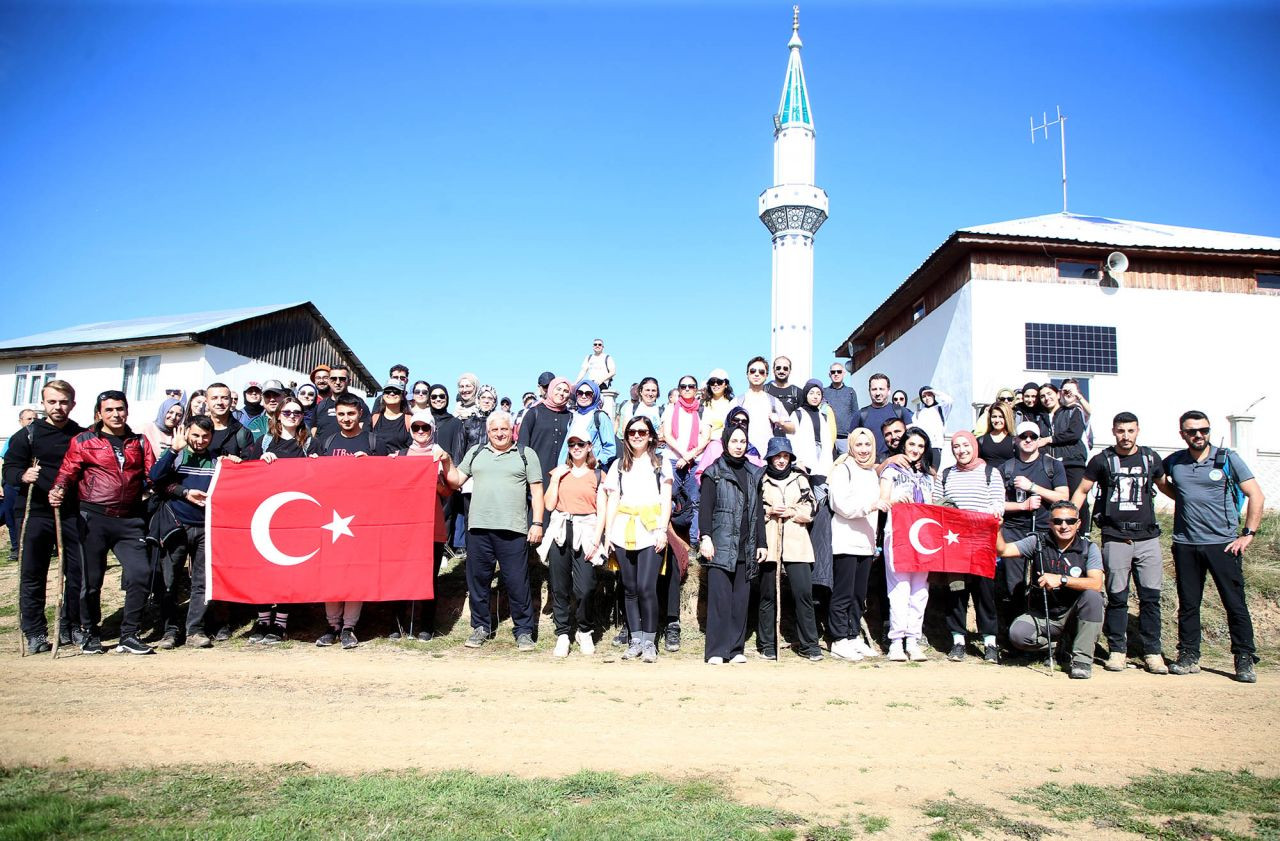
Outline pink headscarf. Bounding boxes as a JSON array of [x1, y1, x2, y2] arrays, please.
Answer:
[[543, 377, 572, 411], [951, 430, 985, 472]]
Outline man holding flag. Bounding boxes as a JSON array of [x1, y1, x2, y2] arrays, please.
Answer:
[[996, 500, 1104, 679]]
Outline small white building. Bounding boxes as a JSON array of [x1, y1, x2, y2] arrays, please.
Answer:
[[0, 302, 378, 444], [835, 212, 1280, 499]]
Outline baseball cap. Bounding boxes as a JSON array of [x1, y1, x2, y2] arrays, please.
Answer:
[[1015, 421, 1040, 438], [537, 371, 555, 388], [410, 410, 435, 428]]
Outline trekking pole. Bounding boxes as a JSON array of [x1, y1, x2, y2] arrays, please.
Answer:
[[775, 521, 783, 665], [1039, 554, 1053, 674], [15, 458, 37, 657], [50, 506, 66, 659]]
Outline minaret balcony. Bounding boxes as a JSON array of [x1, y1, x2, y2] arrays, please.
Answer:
[[758, 185, 829, 235]]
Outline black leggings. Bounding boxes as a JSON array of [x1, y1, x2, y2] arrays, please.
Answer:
[[615, 546, 661, 635], [829, 553, 873, 640]]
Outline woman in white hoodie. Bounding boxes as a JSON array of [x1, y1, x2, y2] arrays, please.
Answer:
[[828, 428, 884, 661]]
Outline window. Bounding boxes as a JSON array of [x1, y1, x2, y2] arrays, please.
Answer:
[[875, 333, 886, 353], [1258, 272, 1280, 290], [121, 355, 161, 401], [912, 300, 926, 323], [1057, 260, 1100, 280], [1051, 377, 1090, 401], [1025, 323, 1117, 374], [12, 363, 58, 406]]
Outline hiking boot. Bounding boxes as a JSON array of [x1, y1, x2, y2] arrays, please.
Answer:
[[1069, 661, 1092, 680], [947, 643, 966, 662], [25, 634, 51, 655], [983, 645, 1001, 665], [1143, 654, 1168, 675], [415, 630, 434, 642], [115, 636, 156, 656], [575, 630, 595, 655], [58, 627, 73, 646], [340, 628, 358, 650], [80, 631, 105, 655], [887, 640, 907, 662], [621, 640, 644, 661], [213, 625, 232, 642], [663, 623, 681, 653], [640, 641, 659, 663], [1235, 654, 1258, 684], [905, 639, 928, 662], [516, 633, 536, 652], [1168, 654, 1200, 675], [553, 634, 571, 658], [188, 632, 213, 649], [1104, 651, 1128, 672], [264, 625, 286, 644], [315, 628, 339, 648], [156, 632, 177, 651], [612, 628, 630, 648], [464, 626, 489, 648]]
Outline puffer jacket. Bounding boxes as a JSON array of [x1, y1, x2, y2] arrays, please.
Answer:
[[700, 458, 765, 577], [53, 426, 155, 517], [761, 471, 816, 563]]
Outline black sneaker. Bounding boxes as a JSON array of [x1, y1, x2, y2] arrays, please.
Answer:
[[80, 631, 105, 655], [1168, 654, 1201, 675], [1069, 661, 1092, 679], [464, 627, 488, 648], [947, 643, 966, 662], [612, 628, 630, 648], [983, 646, 1001, 665], [58, 627, 73, 646], [264, 625, 286, 644], [340, 628, 358, 650], [387, 631, 403, 641], [1235, 654, 1258, 684], [415, 630, 435, 642], [72, 628, 88, 647], [757, 648, 777, 660], [802, 649, 823, 662], [213, 625, 232, 642], [663, 623, 681, 653], [315, 627, 340, 647], [115, 636, 156, 656], [247, 622, 271, 644], [25, 634, 51, 655]]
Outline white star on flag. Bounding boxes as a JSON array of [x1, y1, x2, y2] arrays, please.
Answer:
[[944, 531, 960, 545], [321, 510, 355, 543]]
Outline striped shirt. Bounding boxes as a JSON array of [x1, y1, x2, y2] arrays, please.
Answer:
[[935, 464, 1005, 515]]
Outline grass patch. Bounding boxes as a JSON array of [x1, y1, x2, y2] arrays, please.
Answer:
[[858, 813, 890, 833], [0, 765, 824, 840], [1017, 768, 1280, 839], [948, 697, 971, 707], [885, 701, 918, 710], [825, 698, 850, 706], [923, 795, 1050, 840]]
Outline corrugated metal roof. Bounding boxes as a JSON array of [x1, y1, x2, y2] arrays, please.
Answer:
[[0, 302, 306, 350], [961, 212, 1280, 252]]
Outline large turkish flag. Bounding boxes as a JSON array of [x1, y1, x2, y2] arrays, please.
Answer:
[[889, 503, 999, 577], [205, 457, 437, 603]]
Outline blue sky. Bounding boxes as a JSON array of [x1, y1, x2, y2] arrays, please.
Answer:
[[2, 0, 1277, 404]]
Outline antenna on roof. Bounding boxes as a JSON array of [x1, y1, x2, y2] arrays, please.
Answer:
[[1029, 106, 1068, 213]]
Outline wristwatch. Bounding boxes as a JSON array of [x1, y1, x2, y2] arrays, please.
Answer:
[[1059, 575, 1069, 588], [1241, 528, 1256, 537]]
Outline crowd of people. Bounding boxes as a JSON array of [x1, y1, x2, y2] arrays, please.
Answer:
[[1, 341, 1266, 683]]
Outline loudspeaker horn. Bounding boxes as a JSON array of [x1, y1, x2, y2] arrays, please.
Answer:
[[1106, 251, 1128, 277]]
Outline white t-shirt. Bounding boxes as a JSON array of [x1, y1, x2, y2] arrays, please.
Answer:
[[604, 457, 673, 549]]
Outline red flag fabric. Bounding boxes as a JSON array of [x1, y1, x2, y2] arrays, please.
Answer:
[[888, 502, 999, 577], [206, 457, 437, 603]]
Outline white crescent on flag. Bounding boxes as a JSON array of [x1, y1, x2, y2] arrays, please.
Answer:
[[908, 517, 943, 555], [250, 491, 321, 567]]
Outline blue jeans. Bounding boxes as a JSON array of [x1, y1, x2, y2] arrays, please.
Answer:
[[669, 458, 700, 542]]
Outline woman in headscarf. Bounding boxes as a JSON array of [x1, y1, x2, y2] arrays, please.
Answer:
[[517, 376, 573, 525], [935, 430, 1006, 663], [696, 406, 763, 482], [758, 437, 822, 661], [880, 426, 936, 662], [426, 384, 465, 551], [143, 397, 185, 457], [454, 373, 480, 420], [558, 379, 616, 467], [462, 384, 499, 453], [828, 428, 884, 661], [698, 424, 766, 664], [787, 379, 837, 639]]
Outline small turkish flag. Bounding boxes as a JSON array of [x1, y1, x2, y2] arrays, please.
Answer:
[[205, 457, 437, 603], [889, 503, 999, 577]]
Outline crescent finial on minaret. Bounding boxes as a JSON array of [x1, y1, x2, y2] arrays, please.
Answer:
[[788, 6, 803, 49]]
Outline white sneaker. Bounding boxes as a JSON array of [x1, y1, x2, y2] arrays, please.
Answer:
[[831, 639, 864, 662], [706, 656, 724, 665], [730, 654, 748, 664], [853, 638, 880, 658], [575, 631, 595, 655], [905, 639, 929, 662], [553, 634, 570, 658], [887, 639, 907, 661]]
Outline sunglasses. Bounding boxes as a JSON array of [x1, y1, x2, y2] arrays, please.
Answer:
[[576, 389, 595, 397], [413, 389, 430, 395], [998, 396, 1014, 402], [330, 376, 348, 382], [382, 389, 401, 396], [1018, 433, 1039, 441], [774, 366, 789, 372], [748, 367, 767, 375], [568, 440, 590, 448], [679, 383, 697, 390], [707, 378, 726, 386], [829, 369, 843, 375], [280, 410, 303, 418], [593, 343, 603, 347], [1051, 518, 1080, 526], [411, 424, 431, 433], [165, 389, 182, 395], [1181, 427, 1210, 437], [626, 428, 650, 438], [430, 394, 447, 400]]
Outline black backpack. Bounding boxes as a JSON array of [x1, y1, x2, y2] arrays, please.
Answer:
[[1100, 445, 1157, 518]]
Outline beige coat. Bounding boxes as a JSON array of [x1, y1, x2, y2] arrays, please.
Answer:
[[761, 471, 816, 563]]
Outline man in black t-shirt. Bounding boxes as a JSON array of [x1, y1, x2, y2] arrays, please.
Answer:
[[765, 356, 802, 418], [997, 421, 1068, 637], [313, 365, 370, 442], [1072, 411, 1167, 674]]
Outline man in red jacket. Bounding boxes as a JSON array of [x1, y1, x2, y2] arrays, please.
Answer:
[[50, 390, 156, 655]]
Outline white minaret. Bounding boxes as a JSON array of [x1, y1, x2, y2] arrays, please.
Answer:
[[758, 5, 828, 384]]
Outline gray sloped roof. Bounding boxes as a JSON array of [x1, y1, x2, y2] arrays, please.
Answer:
[[0, 303, 305, 350], [960, 212, 1280, 252]]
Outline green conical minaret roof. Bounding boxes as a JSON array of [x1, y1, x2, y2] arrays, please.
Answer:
[[776, 6, 812, 129]]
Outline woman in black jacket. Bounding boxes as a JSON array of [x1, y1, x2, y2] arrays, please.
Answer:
[[1037, 383, 1090, 527], [698, 425, 767, 665]]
